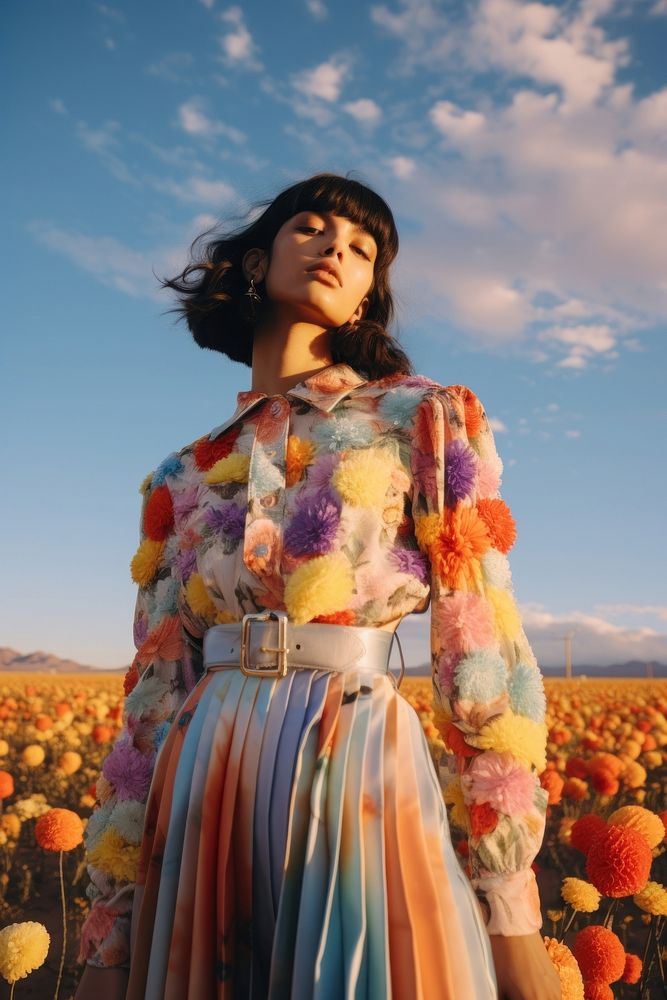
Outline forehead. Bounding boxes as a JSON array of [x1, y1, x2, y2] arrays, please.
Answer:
[[292, 208, 375, 240]]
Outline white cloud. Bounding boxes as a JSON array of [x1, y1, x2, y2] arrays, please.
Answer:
[[306, 0, 327, 17], [538, 324, 617, 369], [219, 6, 262, 69], [430, 100, 486, 141], [342, 98, 382, 124], [388, 155, 416, 179], [49, 98, 68, 115], [292, 58, 350, 102], [488, 417, 507, 433], [565, 429, 581, 438], [596, 603, 667, 622], [75, 119, 139, 185], [177, 98, 246, 143], [151, 175, 237, 206]]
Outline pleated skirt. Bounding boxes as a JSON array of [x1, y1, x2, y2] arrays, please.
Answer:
[[126, 664, 498, 1000]]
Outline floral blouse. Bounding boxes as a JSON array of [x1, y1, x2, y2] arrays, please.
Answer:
[[79, 362, 548, 969]]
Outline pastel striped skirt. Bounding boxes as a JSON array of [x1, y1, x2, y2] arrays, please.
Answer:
[[125, 655, 497, 999]]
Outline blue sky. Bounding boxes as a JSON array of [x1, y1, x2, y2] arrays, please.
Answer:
[[3, 0, 667, 672]]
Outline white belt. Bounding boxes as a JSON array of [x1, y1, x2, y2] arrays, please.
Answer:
[[202, 610, 405, 684]]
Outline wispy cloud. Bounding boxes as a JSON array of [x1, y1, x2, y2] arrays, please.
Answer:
[[342, 98, 382, 125], [146, 51, 194, 82], [292, 58, 351, 102], [219, 6, 262, 70], [306, 0, 328, 18], [177, 98, 246, 143]]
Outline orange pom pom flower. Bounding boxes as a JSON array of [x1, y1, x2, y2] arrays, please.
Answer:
[[574, 925, 625, 984], [586, 824, 652, 897], [475, 498, 517, 554], [570, 814, 607, 854], [35, 808, 84, 852]]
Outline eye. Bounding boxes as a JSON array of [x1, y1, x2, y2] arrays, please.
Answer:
[[297, 226, 320, 234]]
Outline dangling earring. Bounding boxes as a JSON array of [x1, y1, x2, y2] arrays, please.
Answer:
[[245, 277, 261, 315]]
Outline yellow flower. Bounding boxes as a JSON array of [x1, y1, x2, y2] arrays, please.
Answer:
[[215, 609, 239, 625], [139, 471, 153, 495], [542, 937, 584, 1000], [130, 538, 165, 586], [608, 805, 665, 850], [286, 436, 315, 486], [622, 760, 647, 789], [332, 448, 395, 507], [633, 881, 667, 916], [486, 586, 521, 641], [58, 751, 82, 776], [0, 815, 21, 840], [88, 827, 141, 883], [560, 877, 601, 913], [443, 778, 468, 831], [0, 921, 50, 984], [469, 710, 548, 772], [0, 740, 8, 756], [185, 573, 218, 620], [414, 513, 441, 551], [284, 552, 354, 625], [21, 745, 45, 767], [204, 453, 249, 484]]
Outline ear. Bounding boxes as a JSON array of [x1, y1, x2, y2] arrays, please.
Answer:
[[349, 296, 369, 325], [242, 248, 268, 283]]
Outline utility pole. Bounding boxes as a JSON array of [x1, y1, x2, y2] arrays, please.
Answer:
[[563, 631, 575, 679]]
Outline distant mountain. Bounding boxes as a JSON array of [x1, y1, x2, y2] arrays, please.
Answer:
[[1, 645, 665, 678], [0, 647, 126, 674]]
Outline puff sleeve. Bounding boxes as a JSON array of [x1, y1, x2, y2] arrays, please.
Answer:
[[411, 385, 548, 936], [78, 472, 196, 968]]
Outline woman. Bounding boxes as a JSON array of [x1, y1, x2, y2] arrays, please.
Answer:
[[75, 173, 561, 999]]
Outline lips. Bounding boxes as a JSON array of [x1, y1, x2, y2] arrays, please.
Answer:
[[305, 262, 341, 285]]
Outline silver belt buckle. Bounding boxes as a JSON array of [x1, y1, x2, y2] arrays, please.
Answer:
[[240, 610, 290, 678]]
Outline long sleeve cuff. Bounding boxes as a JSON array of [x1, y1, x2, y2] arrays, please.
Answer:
[[471, 868, 543, 936]]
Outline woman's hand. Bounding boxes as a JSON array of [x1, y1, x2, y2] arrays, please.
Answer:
[[489, 931, 561, 1000], [74, 963, 129, 1000]]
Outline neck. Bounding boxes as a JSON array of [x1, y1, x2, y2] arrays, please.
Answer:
[[250, 310, 335, 395]]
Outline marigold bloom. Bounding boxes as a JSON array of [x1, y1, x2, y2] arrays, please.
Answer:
[[431, 503, 491, 591], [586, 824, 652, 897], [57, 752, 82, 776], [621, 760, 647, 789], [0, 921, 50, 984], [542, 937, 584, 1000], [475, 498, 517, 553], [621, 953, 642, 984], [540, 768, 564, 805], [570, 814, 607, 854], [583, 983, 613, 1000], [92, 724, 113, 745], [565, 756, 588, 779], [590, 768, 619, 796], [21, 745, 45, 767], [608, 805, 665, 849], [561, 877, 601, 913], [574, 925, 625, 983], [587, 753, 622, 778], [0, 771, 14, 799], [130, 537, 165, 587], [35, 808, 84, 852], [633, 880, 667, 916], [562, 777, 589, 802]]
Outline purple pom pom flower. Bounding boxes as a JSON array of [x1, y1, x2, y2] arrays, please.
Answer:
[[389, 546, 429, 585], [445, 439, 478, 506], [102, 736, 154, 801], [284, 491, 340, 556]]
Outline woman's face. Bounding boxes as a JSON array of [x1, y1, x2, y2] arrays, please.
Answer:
[[257, 210, 378, 329]]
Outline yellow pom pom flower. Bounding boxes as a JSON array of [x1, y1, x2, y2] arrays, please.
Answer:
[[185, 573, 218, 620], [215, 609, 239, 625], [58, 751, 82, 776], [88, 827, 141, 883], [21, 745, 45, 767], [332, 448, 395, 507], [284, 552, 354, 625], [443, 778, 468, 831], [205, 452, 250, 484], [608, 805, 665, 850], [414, 513, 441, 552], [486, 586, 521, 641], [542, 937, 584, 1000], [633, 881, 667, 916], [470, 710, 548, 772], [0, 921, 50, 984], [560, 877, 601, 913], [130, 538, 165, 587]]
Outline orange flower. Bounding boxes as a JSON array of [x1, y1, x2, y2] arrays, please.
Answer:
[[570, 814, 607, 854], [143, 484, 174, 541], [34, 714, 53, 732], [470, 802, 498, 839], [137, 615, 185, 666], [566, 756, 589, 779], [540, 769, 564, 805], [123, 661, 139, 696], [192, 425, 240, 471], [586, 825, 652, 897], [431, 504, 491, 591], [476, 498, 517, 554], [563, 778, 589, 802], [443, 721, 480, 758], [589, 768, 619, 796], [621, 953, 642, 985], [92, 725, 113, 745], [286, 436, 315, 487], [312, 609, 356, 625], [574, 925, 625, 983], [583, 983, 613, 1000], [35, 808, 84, 852], [449, 384, 485, 438], [0, 771, 14, 799], [587, 753, 623, 778]]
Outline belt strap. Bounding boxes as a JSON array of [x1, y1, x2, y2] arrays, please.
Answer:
[[203, 615, 398, 679]]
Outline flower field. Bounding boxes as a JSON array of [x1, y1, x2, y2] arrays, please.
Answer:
[[0, 673, 665, 998]]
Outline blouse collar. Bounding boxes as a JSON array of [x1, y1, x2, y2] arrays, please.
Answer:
[[208, 362, 367, 441]]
